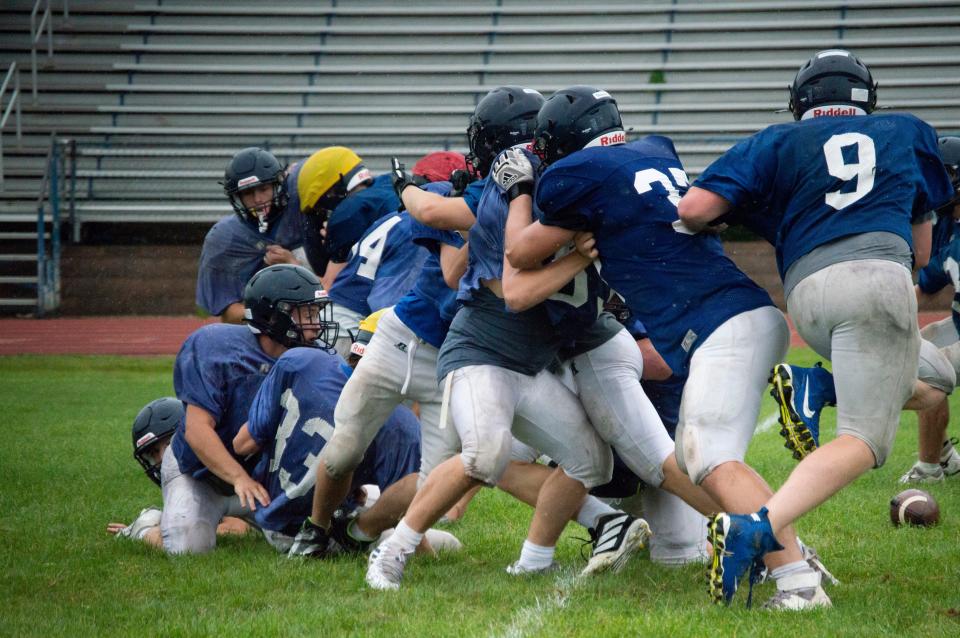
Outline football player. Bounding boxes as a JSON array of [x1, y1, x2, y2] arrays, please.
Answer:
[[503, 85, 820, 609], [197, 147, 310, 323], [108, 398, 250, 546], [366, 87, 647, 591], [677, 50, 954, 607], [160, 263, 336, 554]]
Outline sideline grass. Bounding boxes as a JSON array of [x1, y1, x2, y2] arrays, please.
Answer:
[[1, 352, 958, 637]]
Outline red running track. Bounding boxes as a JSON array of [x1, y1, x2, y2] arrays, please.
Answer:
[[0, 313, 950, 356]]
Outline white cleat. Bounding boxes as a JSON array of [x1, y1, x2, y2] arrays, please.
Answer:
[[365, 543, 412, 591], [581, 513, 651, 577], [899, 461, 945, 484], [505, 560, 560, 576]]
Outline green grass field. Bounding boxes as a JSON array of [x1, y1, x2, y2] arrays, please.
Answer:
[[2, 351, 959, 637]]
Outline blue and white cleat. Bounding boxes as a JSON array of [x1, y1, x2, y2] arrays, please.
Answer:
[[707, 507, 784, 607], [769, 362, 836, 460]]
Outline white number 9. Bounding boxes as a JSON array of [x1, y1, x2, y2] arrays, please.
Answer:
[[822, 133, 876, 210]]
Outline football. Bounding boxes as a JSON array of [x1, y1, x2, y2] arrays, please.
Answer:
[[889, 489, 941, 527]]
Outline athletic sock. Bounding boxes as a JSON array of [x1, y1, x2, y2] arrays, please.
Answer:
[[917, 461, 942, 473], [348, 519, 375, 542], [389, 519, 424, 554], [576, 496, 617, 530], [516, 539, 555, 571], [771, 560, 817, 590]]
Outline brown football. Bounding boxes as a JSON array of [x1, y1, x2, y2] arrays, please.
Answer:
[[889, 488, 940, 527]]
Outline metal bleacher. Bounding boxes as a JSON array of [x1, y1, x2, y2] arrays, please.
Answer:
[[0, 0, 958, 254]]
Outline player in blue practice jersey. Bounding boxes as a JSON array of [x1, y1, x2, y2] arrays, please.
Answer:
[[368, 87, 648, 592], [324, 173, 460, 357], [504, 86, 819, 609], [108, 398, 250, 548], [197, 148, 311, 323], [231, 346, 430, 555], [161, 264, 337, 554], [678, 50, 955, 609], [901, 136, 960, 483]]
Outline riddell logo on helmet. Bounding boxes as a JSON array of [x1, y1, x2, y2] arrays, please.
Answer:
[[812, 106, 858, 117], [599, 131, 626, 146]]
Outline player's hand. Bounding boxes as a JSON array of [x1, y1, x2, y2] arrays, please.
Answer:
[[106, 522, 129, 536], [264, 245, 296, 265], [234, 474, 271, 511], [491, 147, 534, 194], [449, 168, 477, 197], [574, 232, 599, 259], [391, 157, 418, 199]]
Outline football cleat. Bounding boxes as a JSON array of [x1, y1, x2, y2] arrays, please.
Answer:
[[898, 461, 945, 484], [769, 362, 836, 460], [116, 507, 162, 540], [366, 543, 413, 591], [707, 508, 784, 606], [941, 437, 960, 476], [581, 513, 651, 576], [328, 509, 374, 555], [505, 560, 560, 576], [761, 571, 832, 611], [287, 517, 332, 558]]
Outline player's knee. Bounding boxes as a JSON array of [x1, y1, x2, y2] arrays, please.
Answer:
[[509, 438, 540, 464], [562, 444, 614, 490], [461, 431, 513, 485], [320, 436, 366, 480], [674, 423, 711, 485], [162, 522, 216, 555], [919, 339, 956, 394]]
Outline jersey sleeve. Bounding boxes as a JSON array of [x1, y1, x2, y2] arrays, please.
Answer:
[[173, 331, 226, 420], [409, 216, 465, 253], [535, 164, 603, 231], [694, 132, 777, 211], [917, 249, 952, 295], [912, 118, 956, 220], [195, 264, 244, 316], [246, 359, 291, 446], [462, 177, 487, 214]]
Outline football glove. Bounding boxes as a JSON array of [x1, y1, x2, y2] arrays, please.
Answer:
[[491, 147, 534, 201], [390, 157, 419, 200]]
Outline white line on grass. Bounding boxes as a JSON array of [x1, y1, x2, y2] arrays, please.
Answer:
[[755, 411, 779, 434], [492, 570, 580, 638]]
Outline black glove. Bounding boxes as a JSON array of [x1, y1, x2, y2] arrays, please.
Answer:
[[391, 157, 418, 200], [449, 168, 477, 198]]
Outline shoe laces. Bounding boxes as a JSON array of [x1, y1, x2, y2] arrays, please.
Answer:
[[373, 546, 410, 583]]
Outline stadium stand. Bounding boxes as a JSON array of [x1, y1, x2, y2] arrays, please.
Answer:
[[0, 0, 957, 313]]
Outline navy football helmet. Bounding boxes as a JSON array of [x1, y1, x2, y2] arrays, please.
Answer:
[[936, 136, 960, 215], [132, 397, 183, 486], [243, 264, 338, 350], [466, 86, 545, 177], [533, 86, 624, 167], [223, 147, 289, 233], [788, 49, 877, 120]]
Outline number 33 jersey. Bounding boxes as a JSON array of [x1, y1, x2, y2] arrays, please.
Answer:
[[695, 113, 953, 279], [535, 136, 773, 377]]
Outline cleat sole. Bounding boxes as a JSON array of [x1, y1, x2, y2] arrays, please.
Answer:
[[769, 365, 817, 461]]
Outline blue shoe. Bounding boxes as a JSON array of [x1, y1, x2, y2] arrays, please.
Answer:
[[707, 507, 784, 607], [769, 362, 836, 460]]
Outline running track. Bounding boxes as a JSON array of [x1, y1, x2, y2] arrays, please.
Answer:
[[0, 313, 950, 356]]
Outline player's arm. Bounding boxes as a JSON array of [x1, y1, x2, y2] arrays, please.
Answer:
[[219, 302, 246, 324], [676, 186, 732, 233], [440, 241, 469, 290], [232, 423, 261, 457], [183, 404, 270, 510], [912, 218, 933, 272], [637, 338, 672, 381], [502, 193, 576, 270], [501, 234, 594, 312], [402, 187, 476, 231]]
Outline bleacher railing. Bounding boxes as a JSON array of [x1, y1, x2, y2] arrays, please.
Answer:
[[35, 134, 61, 316], [0, 62, 22, 192]]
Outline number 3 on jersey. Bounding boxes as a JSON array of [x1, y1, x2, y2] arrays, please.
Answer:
[[633, 167, 693, 235], [354, 215, 403, 280]]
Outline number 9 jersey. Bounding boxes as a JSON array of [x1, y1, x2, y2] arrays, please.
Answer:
[[695, 113, 953, 279]]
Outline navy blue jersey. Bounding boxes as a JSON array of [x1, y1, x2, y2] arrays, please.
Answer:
[[918, 214, 960, 334], [457, 178, 508, 303], [394, 191, 466, 348], [171, 324, 275, 479], [695, 113, 953, 278], [247, 348, 420, 536], [536, 136, 773, 377], [326, 210, 429, 317], [196, 167, 304, 316], [326, 174, 400, 263], [462, 176, 487, 215]]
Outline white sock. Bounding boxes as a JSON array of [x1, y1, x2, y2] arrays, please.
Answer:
[[517, 539, 555, 570], [576, 496, 617, 530], [389, 519, 423, 554], [348, 519, 375, 542], [917, 461, 942, 473], [771, 560, 816, 590]]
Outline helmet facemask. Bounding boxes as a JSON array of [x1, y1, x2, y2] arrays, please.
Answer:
[[229, 178, 287, 233]]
